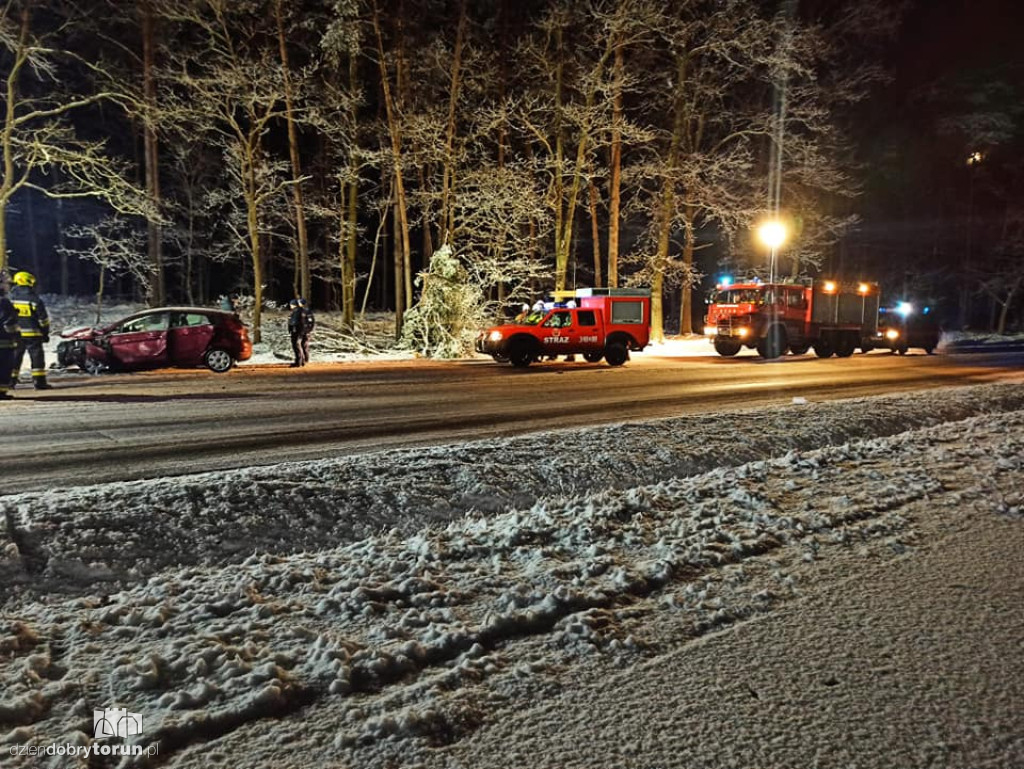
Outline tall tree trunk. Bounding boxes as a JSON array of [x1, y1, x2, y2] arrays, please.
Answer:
[[57, 193, 68, 294], [651, 54, 687, 343], [587, 170, 602, 287], [24, 190, 39, 277], [340, 176, 358, 329], [242, 149, 263, 343], [0, 8, 31, 271], [996, 278, 1021, 335], [679, 206, 696, 335], [438, 0, 468, 246], [142, 0, 164, 306], [373, 0, 411, 332], [418, 164, 434, 261], [275, 0, 311, 302], [340, 52, 359, 328], [552, 24, 566, 290], [95, 265, 106, 325], [393, 198, 404, 337], [607, 33, 624, 287]]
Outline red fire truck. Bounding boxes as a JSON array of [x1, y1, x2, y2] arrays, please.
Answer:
[[704, 278, 880, 359], [476, 288, 651, 367]]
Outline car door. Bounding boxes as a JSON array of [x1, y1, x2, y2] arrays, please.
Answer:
[[106, 312, 170, 368], [573, 309, 601, 350], [168, 312, 215, 367], [540, 310, 577, 353]]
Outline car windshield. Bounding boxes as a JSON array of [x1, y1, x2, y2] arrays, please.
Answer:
[[713, 288, 765, 305], [515, 311, 546, 326]]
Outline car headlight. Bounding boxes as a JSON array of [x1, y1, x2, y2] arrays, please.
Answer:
[[703, 325, 717, 337], [737, 327, 750, 338], [488, 330, 503, 342], [885, 329, 900, 340]]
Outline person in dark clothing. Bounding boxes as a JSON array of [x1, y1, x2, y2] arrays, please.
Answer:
[[9, 270, 51, 390], [0, 270, 19, 400], [287, 297, 315, 367]]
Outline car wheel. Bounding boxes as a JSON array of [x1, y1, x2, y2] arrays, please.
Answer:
[[508, 339, 534, 368], [491, 353, 509, 363], [205, 348, 234, 373], [82, 357, 106, 375], [714, 340, 742, 357], [605, 342, 628, 366], [583, 351, 604, 363]]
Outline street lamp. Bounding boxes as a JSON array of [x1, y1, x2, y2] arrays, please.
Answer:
[[757, 221, 788, 284]]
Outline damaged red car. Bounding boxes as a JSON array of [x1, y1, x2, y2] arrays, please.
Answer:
[[57, 307, 253, 374]]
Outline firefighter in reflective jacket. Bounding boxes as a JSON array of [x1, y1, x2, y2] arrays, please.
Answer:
[[0, 270, 18, 400], [10, 270, 52, 390]]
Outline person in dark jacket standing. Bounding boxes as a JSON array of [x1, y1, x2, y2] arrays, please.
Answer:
[[287, 297, 315, 367], [0, 270, 19, 400], [9, 270, 52, 389]]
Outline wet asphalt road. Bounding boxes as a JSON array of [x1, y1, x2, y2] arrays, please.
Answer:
[[2, 349, 1022, 494]]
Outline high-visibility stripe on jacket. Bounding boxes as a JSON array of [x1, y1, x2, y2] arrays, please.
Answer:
[[9, 286, 49, 338]]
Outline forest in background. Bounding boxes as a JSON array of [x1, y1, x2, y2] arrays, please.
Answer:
[[2, 0, 1021, 346]]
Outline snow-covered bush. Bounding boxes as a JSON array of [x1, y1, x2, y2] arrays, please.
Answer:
[[401, 245, 488, 358]]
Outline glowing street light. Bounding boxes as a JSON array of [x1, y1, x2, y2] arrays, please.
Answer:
[[757, 221, 788, 284]]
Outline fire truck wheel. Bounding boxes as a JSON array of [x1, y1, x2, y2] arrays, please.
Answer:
[[605, 342, 629, 366], [813, 341, 834, 358], [583, 351, 604, 363], [714, 340, 742, 357], [508, 339, 535, 367], [896, 344, 908, 355], [789, 343, 810, 356], [924, 345, 935, 355], [759, 326, 787, 359], [835, 334, 856, 358]]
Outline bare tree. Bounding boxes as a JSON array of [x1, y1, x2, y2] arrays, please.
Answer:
[[158, 0, 303, 342], [0, 2, 152, 271], [274, 0, 311, 301], [370, 0, 412, 336], [58, 217, 148, 322]]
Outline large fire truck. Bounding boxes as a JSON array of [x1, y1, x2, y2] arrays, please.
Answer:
[[704, 278, 880, 359], [476, 288, 651, 367]]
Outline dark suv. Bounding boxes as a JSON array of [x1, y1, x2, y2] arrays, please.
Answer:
[[58, 307, 253, 374], [872, 312, 941, 355]]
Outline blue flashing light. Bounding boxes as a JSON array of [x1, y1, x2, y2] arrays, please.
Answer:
[[718, 275, 733, 288], [922, 306, 931, 315]]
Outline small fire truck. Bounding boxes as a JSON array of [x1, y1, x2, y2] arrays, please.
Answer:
[[476, 288, 651, 367], [704, 278, 880, 359]]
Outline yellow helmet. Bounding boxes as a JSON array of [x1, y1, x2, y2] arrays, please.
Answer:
[[12, 271, 35, 287]]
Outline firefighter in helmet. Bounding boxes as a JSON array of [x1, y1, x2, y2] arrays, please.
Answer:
[[0, 270, 18, 400], [9, 270, 52, 390]]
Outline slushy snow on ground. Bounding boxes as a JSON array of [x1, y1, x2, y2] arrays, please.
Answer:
[[1, 376, 1023, 768]]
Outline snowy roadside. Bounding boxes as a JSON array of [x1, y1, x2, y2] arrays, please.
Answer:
[[1, 383, 1023, 768], [3, 383, 1024, 597]]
